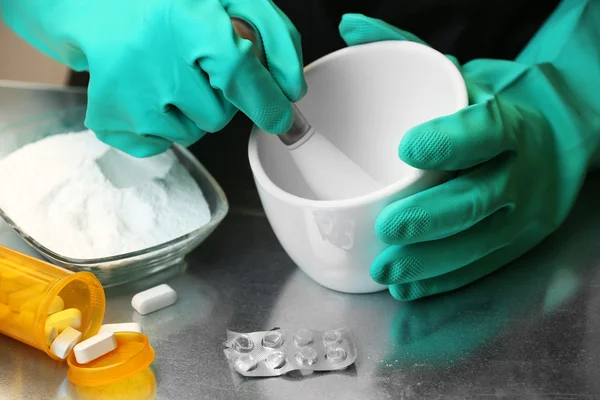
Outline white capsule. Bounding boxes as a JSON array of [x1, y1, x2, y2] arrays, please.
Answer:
[[131, 284, 177, 315], [99, 322, 142, 334], [45, 325, 58, 346], [46, 308, 82, 333], [48, 296, 65, 315], [0, 304, 10, 320], [50, 327, 82, 360], [73, 332, 118, 364]]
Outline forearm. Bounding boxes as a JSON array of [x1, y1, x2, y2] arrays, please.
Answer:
[[517, 0, 600, 170], [2, 2, 56, 58], [1, 1, 89, 71]]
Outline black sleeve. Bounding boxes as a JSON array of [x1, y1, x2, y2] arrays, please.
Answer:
[[275, 0, 562, 64]]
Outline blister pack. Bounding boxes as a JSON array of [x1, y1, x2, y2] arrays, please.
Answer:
[[223, 327, 357, 377]]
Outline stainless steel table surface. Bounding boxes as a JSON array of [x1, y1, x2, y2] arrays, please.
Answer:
[[1, 82, 600, 400]]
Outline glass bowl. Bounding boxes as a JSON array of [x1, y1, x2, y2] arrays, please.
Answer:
[[0, 106, 229, 287]]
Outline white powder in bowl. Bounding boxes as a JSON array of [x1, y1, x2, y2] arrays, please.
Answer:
[[0, 130, 211, 259]]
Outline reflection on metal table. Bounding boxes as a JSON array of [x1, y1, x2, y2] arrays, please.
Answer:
[[1, 81, 600, 399]]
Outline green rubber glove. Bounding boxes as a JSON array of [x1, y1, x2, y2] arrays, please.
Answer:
[[383, 199, 593, 369], [338, 1, 600, 301], [0, 0, 306, 157]]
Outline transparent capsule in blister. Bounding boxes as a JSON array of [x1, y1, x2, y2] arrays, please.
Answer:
[[295, 346, 318, 365], [235, 354, 258, 372], [262, 331, 284, 349], [326, 347, 347, 364], [323, 330, 342, 346], [265, 350, 286, 369], [232, 334, 254, 353], [293, 329, 314, 346]]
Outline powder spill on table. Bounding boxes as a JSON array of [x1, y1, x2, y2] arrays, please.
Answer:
[[0, 130, 210, 259]]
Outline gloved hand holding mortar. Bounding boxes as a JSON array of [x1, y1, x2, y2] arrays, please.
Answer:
[[339, 2, 600, 300]]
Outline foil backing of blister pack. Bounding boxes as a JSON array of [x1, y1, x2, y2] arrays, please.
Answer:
[[223, 327, 357, 377]]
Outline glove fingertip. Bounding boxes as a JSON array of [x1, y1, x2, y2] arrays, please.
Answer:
[[375, 204, 432, 244], [339, 13, 429, 47], [286, 77, 308, 103], [338, 13, 381, 47], [254, 101, 294, 134], [399, 126, 453, 170], [339, 13, 369, 31], [374, 209, 399, 243], [369, 257, 390, 285], [370, 246, 411, 284], [94, 130, 172, 158], [388, 285, 408, 301], [389, 282, 430, 301]]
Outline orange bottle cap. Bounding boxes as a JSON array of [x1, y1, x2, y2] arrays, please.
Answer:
[[67, 332, 155, 387]]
